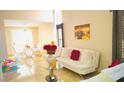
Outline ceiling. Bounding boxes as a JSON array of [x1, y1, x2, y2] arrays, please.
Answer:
[[4, 20, 41, 27]]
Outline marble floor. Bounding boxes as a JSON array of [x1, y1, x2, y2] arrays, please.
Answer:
[[5, 56, 98, 82]]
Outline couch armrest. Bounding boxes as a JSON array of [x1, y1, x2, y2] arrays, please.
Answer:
[[101, 63, 124, 74]]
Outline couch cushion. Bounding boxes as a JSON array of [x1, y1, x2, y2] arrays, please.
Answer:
[[70, 50, 80, 61], [54, 47, 62, 57], [57, 57, 91, 69], [61, 48, 72, 58], [80, 51, 93, 67], [57, 57, 74, 63], [57, 56, 96, 74]]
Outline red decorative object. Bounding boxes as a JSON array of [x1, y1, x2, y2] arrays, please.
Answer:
[[108, 59, 120, 68], [70, 50, 80, 61], [6, 59, 13, 63], [6, 67, 12, 71], [43, 44, 57, 55]]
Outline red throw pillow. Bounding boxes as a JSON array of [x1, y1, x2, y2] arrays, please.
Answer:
[[70, 50, 80, 61], [108, 59, 120, 68]]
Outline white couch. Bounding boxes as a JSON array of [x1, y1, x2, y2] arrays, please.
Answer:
[[82, 63, 124, 82], [57, 47, 100, 75]]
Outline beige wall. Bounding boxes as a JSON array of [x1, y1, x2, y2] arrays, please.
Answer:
[[0, 20, 7, 58], [5, 27, 39, 55], [38, 23, 54, 48], [32, 28, 39, 47], [62, 10, 113, 70]]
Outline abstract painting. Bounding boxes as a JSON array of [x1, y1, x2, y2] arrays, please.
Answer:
[[74, 24, 90, 40]]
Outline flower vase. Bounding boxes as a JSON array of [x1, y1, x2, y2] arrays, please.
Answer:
[[45, 55, 57, 82]]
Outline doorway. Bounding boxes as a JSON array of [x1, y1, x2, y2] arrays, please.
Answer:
[[12, 29, 33, 53]]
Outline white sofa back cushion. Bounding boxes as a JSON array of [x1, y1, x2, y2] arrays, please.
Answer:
[[80, 51, 93, 67], [61, 48, 72, 58], [79, 49, 99, 68], [54, 47, 62, 57]]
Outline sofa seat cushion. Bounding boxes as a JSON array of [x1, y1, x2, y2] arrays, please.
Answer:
[[57, 57, 95, 74], [57, 57, 93, 69], [57, 57, 76, 63]]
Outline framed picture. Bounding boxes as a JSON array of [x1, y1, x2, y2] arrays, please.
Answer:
[[56, 23, 64, 47], [74, 24, 90, 40]]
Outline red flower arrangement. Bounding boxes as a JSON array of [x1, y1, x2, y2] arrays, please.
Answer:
[[43, 44, 57, 55]]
